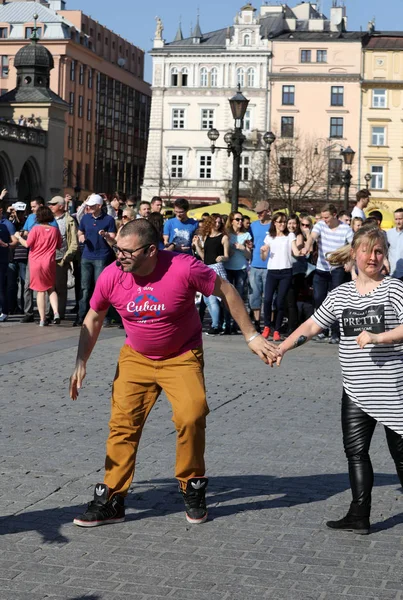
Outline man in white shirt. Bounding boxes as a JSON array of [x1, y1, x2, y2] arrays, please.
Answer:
[[387, 208, 403, 280], [303, 203, 353, 344], [351, 189, 371, 220]]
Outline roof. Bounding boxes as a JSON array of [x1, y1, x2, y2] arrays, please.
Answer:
[[15, 41, 54, 70], [0, 2, 63, 24], [364, 35, 403, 50], [0, 86, 68, 106]]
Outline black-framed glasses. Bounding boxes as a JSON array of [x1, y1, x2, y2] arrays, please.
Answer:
[[112, 244, 151, 259], [233, 217, 242, 222]]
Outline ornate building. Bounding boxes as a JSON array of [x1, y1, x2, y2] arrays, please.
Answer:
[[143, 2, 364, 209]]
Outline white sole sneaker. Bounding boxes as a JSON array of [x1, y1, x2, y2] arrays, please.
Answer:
[[185, 512, 208, 525], [73, 516, 125, 527]]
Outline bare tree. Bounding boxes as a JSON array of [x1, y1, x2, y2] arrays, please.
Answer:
[[143, 154, 189, 205], [267, 133, 342, 212]]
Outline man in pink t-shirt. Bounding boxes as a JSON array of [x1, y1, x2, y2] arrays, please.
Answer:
[[70, 219, 277, 528]]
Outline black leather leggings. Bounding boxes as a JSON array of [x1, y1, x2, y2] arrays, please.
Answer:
[[342, 391, 403, 516]]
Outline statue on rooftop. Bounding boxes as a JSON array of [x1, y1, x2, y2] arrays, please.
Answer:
[[155, 16, 164, 40]]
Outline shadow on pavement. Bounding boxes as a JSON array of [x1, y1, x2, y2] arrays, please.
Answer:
[[0, 473, 401, 542]]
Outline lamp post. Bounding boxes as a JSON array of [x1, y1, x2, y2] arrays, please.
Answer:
[[340, 146, 355, 211], [207, 86, 276, 212], [364, 172, 372, 190]]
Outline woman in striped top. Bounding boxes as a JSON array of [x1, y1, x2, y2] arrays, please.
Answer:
[[277, 226, 403, 535]]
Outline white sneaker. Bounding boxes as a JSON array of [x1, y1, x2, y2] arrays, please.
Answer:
[[0, 313, 8, 322]]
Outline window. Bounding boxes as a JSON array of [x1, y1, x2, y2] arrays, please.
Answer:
[[170, 154, 184, 178], [243, 33, 251, 46], [67, 160, 73, 187], [240, 155, 250, 181], [301, 50, 311, 63], [0, 28, 8, 39], [68, 126, 73, 149], [281, 116, 294, 138], [85, 163, 90, 190], [200, 67, 208, 87], [79, 64, 84, 85], [181, 68, 188, 87], [237, 68, 245, 88], [371, 165, 384, 189], [87, 99, 92, 121], [97, 32, 101, 42], [25, 27, 42, 39], [199, 155, 212, 179], [317, 50, 327, 63], [1, 56, 8, 78], [77, 129, 82, 151], [78, 95, 83, 118], [86, 131, 91, 154], [372, 89, 387, 108], [328, 158, 343, 186], [69, 92, 75, 115], [76, 162, 82, 187], [247, 67, 255, 88], [371, 126, 386, 146], [330, 117, 343, 138], [282, 85, 295, 105], [88, 68, 93, 89], [105, 38, 109, 46], [201, 108, 214, 130], [280, 157, 293, 184], [244, 109, 252, 131], [211, 67, 218, 87], [70, 60, 75, 81], [331, 86, 344, 106], [171, 67, 178, 87], [172, 108, 185, 129]]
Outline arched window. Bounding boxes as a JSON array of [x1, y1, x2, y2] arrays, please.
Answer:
[[171, 67, 178, 87], [243, 33, 251, 46], [247, 67, 255, 87], [182, 67, 188, 87], [200, 67, 208, 87], [211, 67, 218, 87], [237, 67, 245, 88]]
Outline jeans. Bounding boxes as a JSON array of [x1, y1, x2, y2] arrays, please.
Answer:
[[224, 269, 248, 328], [23, 261, 34, 316], [341, 392, 403, 516], [203, 294, 221, 328], [0, 263, 8, 315], [263, 268, 293, 331], [7, 261, 27, 314], [313, 267, 345, 336], [79, 258, 110, 321], [248, 267, 268, 310]]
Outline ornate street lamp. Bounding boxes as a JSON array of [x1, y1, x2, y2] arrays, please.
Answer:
[[207, 86, 276, 212], [364, 172, 372, 190], [340, 146, 355, 211]]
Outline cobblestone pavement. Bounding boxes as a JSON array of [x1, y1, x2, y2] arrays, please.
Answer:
[[1, 326, 403, 600]]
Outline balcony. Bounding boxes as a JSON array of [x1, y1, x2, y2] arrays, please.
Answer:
[[0, 121, 47, 148]]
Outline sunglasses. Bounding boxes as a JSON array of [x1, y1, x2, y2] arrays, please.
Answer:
[[301, 223, 310, 227], [233, 217, 242, 222], [126, 204, 135, 208], [275, 220, 286, 224], [122, 215, 130, 220]]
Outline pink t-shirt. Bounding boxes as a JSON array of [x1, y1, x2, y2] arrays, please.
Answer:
[[90, 252, 217, 359]]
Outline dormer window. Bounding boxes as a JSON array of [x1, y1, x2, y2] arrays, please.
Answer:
[[171, 67, 178, 87], [243, 33, 251, 46], [25, 27, 42, 39], [0, 28, 8, 39], [182, 67, 188, 87]]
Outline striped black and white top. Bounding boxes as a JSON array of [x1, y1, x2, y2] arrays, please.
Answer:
[[311, 277, 403, 435]]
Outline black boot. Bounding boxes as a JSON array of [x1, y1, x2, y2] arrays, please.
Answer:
[[326, 505, 370, 535]]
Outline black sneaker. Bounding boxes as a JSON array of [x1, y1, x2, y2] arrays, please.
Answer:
[[180, 478, 208, 524], [20, 314, 34, 323], [73, 483, 125, 527], [205, 327, 220, 336]]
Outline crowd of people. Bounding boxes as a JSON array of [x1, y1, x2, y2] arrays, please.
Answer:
[[2, 187, 403, 344]]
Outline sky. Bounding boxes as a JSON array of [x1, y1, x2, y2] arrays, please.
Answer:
[[67, 0, 403, 82]]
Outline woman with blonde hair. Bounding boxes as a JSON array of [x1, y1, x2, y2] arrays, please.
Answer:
[[194, 214, 229, 335], [278, 226, 403, 535]]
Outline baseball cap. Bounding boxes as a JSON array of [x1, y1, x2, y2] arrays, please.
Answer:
[[85, 194, 103, 207], [48, 195, 65, 205], [254, 201, 270, 213], [11, 202, 26, 211]]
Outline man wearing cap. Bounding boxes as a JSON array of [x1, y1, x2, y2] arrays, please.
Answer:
[[248, 201, 271, 332], [76, 194, 116, 326], [48, 196, 79, 320], [0, 197, 18, 322]]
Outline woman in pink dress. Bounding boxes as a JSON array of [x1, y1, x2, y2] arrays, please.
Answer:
[[15, 206, 62, 326]]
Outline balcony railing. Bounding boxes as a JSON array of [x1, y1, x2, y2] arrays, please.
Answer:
[[0, 121, 47, 147]]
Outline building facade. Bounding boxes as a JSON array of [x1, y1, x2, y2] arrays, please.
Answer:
[[361, 33, 403, 212], [0, 0, 151, 201], [143, 2, 364, 210]]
